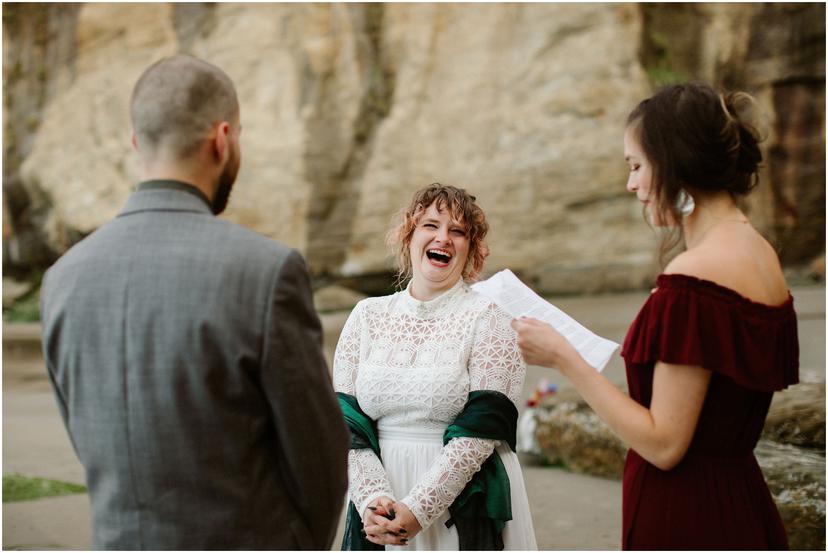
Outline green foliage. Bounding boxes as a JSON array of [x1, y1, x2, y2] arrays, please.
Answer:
[[644, 30, 689, 88], [3, 287, 41, 322], [647, 66, 688, 88], [3, 473, 86, 502]]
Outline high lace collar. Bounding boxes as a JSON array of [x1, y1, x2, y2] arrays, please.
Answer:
[[399, 278, 468, 318]]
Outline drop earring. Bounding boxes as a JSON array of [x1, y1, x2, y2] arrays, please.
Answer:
[[676, 189, 695, 216]]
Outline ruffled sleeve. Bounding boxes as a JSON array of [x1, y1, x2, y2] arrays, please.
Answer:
[[621, 274, 799, 392]]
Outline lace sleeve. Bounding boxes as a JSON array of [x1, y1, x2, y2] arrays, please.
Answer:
[[466, 302, 526, 404], [399, 303, 525, 529], [333, 302, 396, 518], [347, 449, 396, 520], [333, 302, 363, 395]]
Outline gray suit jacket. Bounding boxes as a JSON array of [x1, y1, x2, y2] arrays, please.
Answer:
[[40, 181, 349, 550]]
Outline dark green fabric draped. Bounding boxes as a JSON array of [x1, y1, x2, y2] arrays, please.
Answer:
[[337, 390, 518, 551], [338, 392, 384, 551], [444, 389, 518, 551]]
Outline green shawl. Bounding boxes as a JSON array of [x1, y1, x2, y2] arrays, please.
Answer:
[[444, 389, 518, 550], [338, 390, 518, 551], [338, 392, 384, 551]]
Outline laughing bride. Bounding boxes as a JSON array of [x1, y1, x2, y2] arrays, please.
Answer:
[[334, 183, 537, 550]]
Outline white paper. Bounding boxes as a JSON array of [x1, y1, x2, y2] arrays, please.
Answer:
[[472, 269, 619, 372]]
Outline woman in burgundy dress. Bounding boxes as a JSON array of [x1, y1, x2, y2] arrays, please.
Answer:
[[512, 82, 799, 550]]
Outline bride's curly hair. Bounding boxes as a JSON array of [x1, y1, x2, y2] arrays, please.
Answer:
[[387, 183, 490, 288]]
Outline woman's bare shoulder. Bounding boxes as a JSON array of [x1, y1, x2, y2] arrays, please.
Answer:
[[663, 247, 721, 279], [663, 234, 788, 304]]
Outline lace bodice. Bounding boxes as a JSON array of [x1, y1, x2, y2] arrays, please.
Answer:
[[333, 279, 526, 529]]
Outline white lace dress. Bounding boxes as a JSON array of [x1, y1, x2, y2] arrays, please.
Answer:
[[333, 279, 537, 550]]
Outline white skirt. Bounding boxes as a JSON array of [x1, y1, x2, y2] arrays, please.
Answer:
[[379, 424, 538, 551]]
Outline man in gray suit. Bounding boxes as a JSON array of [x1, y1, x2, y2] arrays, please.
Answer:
[[39, 55, 349, 550]]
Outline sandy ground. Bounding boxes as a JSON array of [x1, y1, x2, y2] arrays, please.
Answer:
[[3, 284, 823, 550]]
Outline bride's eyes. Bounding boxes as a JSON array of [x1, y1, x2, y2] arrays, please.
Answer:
[[419, 221, 466, 236]]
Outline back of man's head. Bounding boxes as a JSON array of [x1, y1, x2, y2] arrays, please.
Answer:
[[130, 55, 238, 161]]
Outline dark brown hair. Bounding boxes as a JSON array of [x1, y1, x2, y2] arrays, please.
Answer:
[[626, 82, 763, 263], [387, 183, 490, 286]]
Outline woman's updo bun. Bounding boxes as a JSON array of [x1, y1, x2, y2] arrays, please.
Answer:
[[627, 82, 765, 221], [720, 91, 763, 195]]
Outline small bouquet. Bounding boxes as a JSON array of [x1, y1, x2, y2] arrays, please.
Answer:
[[517, 378, 557, 456], [526, 378, 558, 408]]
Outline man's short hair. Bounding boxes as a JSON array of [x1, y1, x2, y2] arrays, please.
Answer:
[[130, 55, 238, 160]]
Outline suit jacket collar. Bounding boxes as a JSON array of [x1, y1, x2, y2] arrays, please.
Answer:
[[119, 180, 215, 218]]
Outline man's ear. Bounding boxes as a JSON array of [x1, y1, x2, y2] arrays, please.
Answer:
[[213, 122, 230, 163], [130, 131, 139, 152]]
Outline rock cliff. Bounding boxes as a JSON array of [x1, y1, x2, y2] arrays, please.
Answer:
[[4, 3, 824, 293]]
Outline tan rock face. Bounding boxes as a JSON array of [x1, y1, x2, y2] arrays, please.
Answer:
[[762, 382, 826, 449], [534, 387, 628, 478], [754, 440, 826, 551], [344, 3, 655, 292], [19, 3, 177, 251], [7, 3, 825, 293], [313, 284, 367, 313]]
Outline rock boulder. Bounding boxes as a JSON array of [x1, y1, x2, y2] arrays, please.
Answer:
[[534, 383, 826, 549]]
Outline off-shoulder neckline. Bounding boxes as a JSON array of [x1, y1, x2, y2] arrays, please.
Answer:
[[655, 273, 794, 313]]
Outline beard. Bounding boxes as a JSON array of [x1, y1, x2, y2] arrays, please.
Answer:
[[211, 174, 234, 215], [211, 150, 240, 215]]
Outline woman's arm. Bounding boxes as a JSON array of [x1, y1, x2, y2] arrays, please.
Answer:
[[511, 317, 710, 470], [394, 303, 525, 532]]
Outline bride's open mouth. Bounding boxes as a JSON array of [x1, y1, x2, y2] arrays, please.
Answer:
[[426, 248, 452, 267]]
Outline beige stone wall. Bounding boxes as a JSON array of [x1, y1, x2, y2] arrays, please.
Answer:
[[19, 4, 176, 249], [5, 3, 825, 293]]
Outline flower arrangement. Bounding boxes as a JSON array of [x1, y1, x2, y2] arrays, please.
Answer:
[[526, 378, 558, 408]]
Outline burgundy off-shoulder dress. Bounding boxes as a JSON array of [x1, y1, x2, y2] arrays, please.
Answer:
[[620, 274, 799, 550]]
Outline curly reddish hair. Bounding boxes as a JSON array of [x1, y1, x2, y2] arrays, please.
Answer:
[[387, 183, 490, 286]]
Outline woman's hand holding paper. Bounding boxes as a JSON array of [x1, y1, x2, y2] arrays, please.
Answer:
[[511, 317, 581, 372]]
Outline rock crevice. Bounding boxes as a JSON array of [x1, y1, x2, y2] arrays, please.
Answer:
[[303, 3, 396, 277]]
